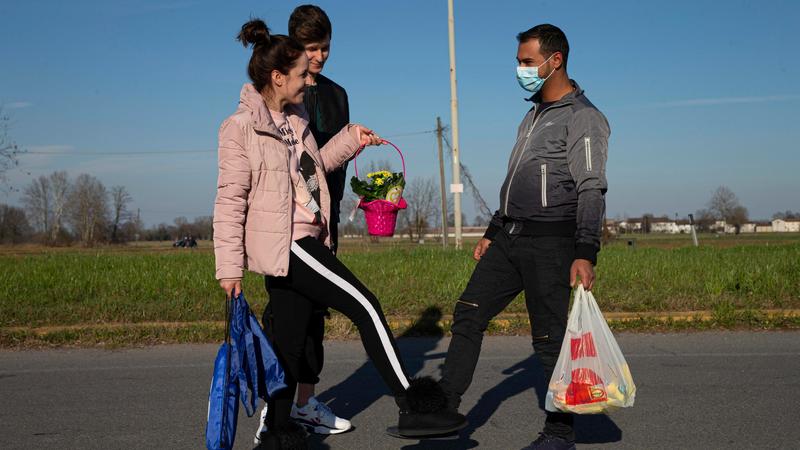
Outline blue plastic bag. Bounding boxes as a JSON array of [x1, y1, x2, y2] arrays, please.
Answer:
[[205, 292, 286, 449], [206, 342, 239, 449], [230, 292, 286, 416], [205, 298, 239, 450]]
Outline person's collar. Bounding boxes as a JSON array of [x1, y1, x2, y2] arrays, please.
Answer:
[[526, 79, 583, 105]]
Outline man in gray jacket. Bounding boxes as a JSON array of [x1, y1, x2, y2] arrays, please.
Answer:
[[438, 24, 609, 450]]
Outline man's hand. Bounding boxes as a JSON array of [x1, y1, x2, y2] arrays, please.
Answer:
[[473, 238, 492, 261], [570, 259, 595, 290], [219, 279, 242, 300]]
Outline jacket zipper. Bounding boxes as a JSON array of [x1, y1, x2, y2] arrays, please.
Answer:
[[502, 102, 565, 215], [540, 164, 548, 207], [585, 137, 592, 171]]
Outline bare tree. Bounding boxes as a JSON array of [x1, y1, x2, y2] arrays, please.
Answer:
[[364, 159, 395, 175], [693, 208, 716, 232], [708, 186, 749, 234], [0, 106, 24, 191], [642, 213, 655, 234], [0, 203, 31, 244], [191, 215, 213, 240], [144, 222, 174, 241], [708, 186, 740, 220], [48, 171, 70, 242], [473, 214, 490, 227], [23, 175, 50, 235], [773, 210, 800, 220], [401, 177, 439, 242], [21, 171, 71, 243], [728, 205, 749, 234], [174, 216, 191, 239], [67, 174, 109, 246], [118, 208, 144, 242], [110, 185, 132, 243]]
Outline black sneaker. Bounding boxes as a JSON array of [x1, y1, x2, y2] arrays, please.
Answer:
[[253, 422, 309, 450], [522, 433, 576, 450], [393, 377, 467, 437]]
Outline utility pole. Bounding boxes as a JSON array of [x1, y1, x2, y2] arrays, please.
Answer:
[[436, 117, 448, 248], [447, 0, 463, 249], [135, 208, 141, 241], [688, 213, 699, 247]]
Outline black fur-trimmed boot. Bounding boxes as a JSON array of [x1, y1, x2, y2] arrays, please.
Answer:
[[394, 377, 468, 437], [253, 421, 309, 450]]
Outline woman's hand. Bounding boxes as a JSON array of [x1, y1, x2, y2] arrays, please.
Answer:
[[354, 125, 383, 147], [219, 279, 242, 300]]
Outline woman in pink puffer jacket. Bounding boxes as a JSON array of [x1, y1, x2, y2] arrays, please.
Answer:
[[213, 19, 466, 449]]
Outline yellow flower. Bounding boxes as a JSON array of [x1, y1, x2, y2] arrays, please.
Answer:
[[375, 178, 385, 186], [368, 170, 392, 181]]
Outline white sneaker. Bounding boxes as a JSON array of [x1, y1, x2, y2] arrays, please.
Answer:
[[290, 396, 352, 435], [253, 403, 269, 444]]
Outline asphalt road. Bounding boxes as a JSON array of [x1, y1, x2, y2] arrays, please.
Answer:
[[1, 331, 799, 449]]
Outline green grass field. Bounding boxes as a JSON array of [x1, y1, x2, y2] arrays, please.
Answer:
[[2, 234, 799, 330]]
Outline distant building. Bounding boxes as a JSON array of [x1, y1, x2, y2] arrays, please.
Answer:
[[604, 217, 796, 234], [648, 217, 693, 234], [605, 219, 619, 235], [675, 220, 694, 234], [755, 222, 774, 233], [618, 218, 643, 233], [739, 223, 757, 233], [772, 219, 800, 232], [650, 217, 675, 233], [710, 220, 741, 234]]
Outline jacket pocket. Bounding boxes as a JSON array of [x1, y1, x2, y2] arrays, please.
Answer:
[[585, 137, 593, 172], [540, 164, 548, 207], [540, 162, 575, 209]]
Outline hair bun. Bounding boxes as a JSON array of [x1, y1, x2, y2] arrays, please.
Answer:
[[237, 19, 271, 48]]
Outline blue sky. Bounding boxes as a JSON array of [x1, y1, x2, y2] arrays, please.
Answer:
[[1, 0, 798, 225]]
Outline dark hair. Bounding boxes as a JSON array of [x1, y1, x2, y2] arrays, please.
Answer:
[[517, 24, 569, 68], [236, 19, 305, 92], [288, 5, 332, 45]]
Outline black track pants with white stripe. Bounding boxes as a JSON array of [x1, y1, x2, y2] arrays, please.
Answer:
[[263, 236, 411, 428]]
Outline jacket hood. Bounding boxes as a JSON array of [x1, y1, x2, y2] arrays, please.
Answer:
[[237, 83, 309, 137]]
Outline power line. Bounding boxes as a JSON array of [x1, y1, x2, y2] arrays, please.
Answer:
[[383, 129, 437, 138], [20, 129, 438, 157], [23, 149, 215, 155]]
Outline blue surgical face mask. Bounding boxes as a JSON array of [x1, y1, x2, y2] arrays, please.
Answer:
[[516, 54, 555, 93]]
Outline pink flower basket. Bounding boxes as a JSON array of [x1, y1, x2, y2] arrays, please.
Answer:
[[359, 197, 408, 236], [354, 140, 407, 237]]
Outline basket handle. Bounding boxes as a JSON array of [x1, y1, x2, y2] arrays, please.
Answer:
[[353, 139, 406, 179]]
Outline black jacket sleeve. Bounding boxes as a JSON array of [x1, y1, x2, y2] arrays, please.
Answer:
[[482, 210, 504, 240]]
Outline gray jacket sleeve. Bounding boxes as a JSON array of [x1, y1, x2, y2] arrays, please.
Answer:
[[566, 108, 610, 264]]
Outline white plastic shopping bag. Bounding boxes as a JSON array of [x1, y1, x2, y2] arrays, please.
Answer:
[[545, 286, 636, 414]]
